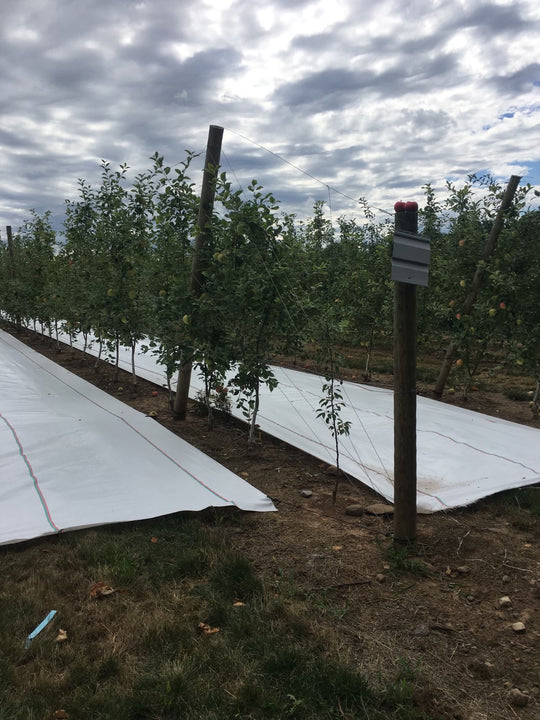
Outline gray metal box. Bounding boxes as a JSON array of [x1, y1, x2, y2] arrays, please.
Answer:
[[391, 229, 431, 287], [391, 259, 430, 286]]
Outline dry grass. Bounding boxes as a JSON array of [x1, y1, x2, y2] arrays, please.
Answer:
[[0, 514, 437, 720]]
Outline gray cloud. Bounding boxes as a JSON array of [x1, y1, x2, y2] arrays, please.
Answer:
[[489, 63, 540, 94], [454, 2, 529, 35], [0, 0, 538, 236], [274, 68, 375, 109], [273, 52, 461, 112], [291, 31, 343, 53]]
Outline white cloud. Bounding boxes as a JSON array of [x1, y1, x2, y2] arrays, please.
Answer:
[[0, 0, 539, 234]]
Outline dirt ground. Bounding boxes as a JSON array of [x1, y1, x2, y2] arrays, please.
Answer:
[[5, 326, 540, 720]]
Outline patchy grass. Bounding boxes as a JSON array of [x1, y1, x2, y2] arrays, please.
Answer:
[[416, 366, 439, 383], [478, 486, 540, 532], [502, 386, 531, 402], [378, 540, 432, 579], [0, 514, 437, 720]]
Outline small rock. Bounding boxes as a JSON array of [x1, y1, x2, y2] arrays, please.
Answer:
[[457, 565, 470, 575], [300, 489, 313, 498], [502, 574, 511, 583], [512, 621, 526, 633], [345, 504, 364, 516], [326, 465, 342, 476], [364, 503, 394, 516], [413, 623, 430, 637], [467, 661, 493, 680], [498, 596, 512, 608], [375, 573, 385, 583], [508, 688, 529, 707]]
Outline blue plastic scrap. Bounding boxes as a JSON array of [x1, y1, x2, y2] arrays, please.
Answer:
[[24, 610, 57, 649]]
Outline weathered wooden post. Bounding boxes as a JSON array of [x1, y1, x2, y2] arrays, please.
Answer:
[[5, 225, 22, 332], [174, 124, 224, 419], [6, 226, 15, 278], [433, 175, 521, 397], [391, 201, 430, 545]]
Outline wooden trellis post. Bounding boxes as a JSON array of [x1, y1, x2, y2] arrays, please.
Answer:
[[174, 125, 224, 420], [391, 202, 431, 544]]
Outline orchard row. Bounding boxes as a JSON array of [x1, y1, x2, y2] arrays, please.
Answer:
[[1, 155, 539, 430]]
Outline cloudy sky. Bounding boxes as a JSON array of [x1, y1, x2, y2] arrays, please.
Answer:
[[1, 0, 539, 236]]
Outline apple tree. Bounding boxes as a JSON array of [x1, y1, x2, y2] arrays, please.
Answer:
[[203, 178, 302, 443], [1, 211, 57, 334], [143, 152, 199, 403]]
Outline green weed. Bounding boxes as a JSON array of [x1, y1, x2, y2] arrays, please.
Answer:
[[378, 539, 431, 578]]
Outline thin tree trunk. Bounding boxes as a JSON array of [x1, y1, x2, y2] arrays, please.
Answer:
[[331, 376, 342, 503], [248, 380, 260, 445], [532, 379, 540, 419], [363, 323, 375, 381], [113, 336, 120, 383], [95, 337, 103, 370], [131, 339, 138, 392], [207, 399, 214, 430]]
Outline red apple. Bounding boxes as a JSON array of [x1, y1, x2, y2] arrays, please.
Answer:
[[394, 201, 406, 213], [404, 201, 418, 212]]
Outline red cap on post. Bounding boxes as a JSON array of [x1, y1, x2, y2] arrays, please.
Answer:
[[394, 201, 418, 213]]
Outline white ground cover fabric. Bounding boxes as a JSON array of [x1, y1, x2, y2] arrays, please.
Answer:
[[4, 326, 540, 526], [258, 368, 540, 513], [0, 330, 275, 546], [74, 331, 540, 514]]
